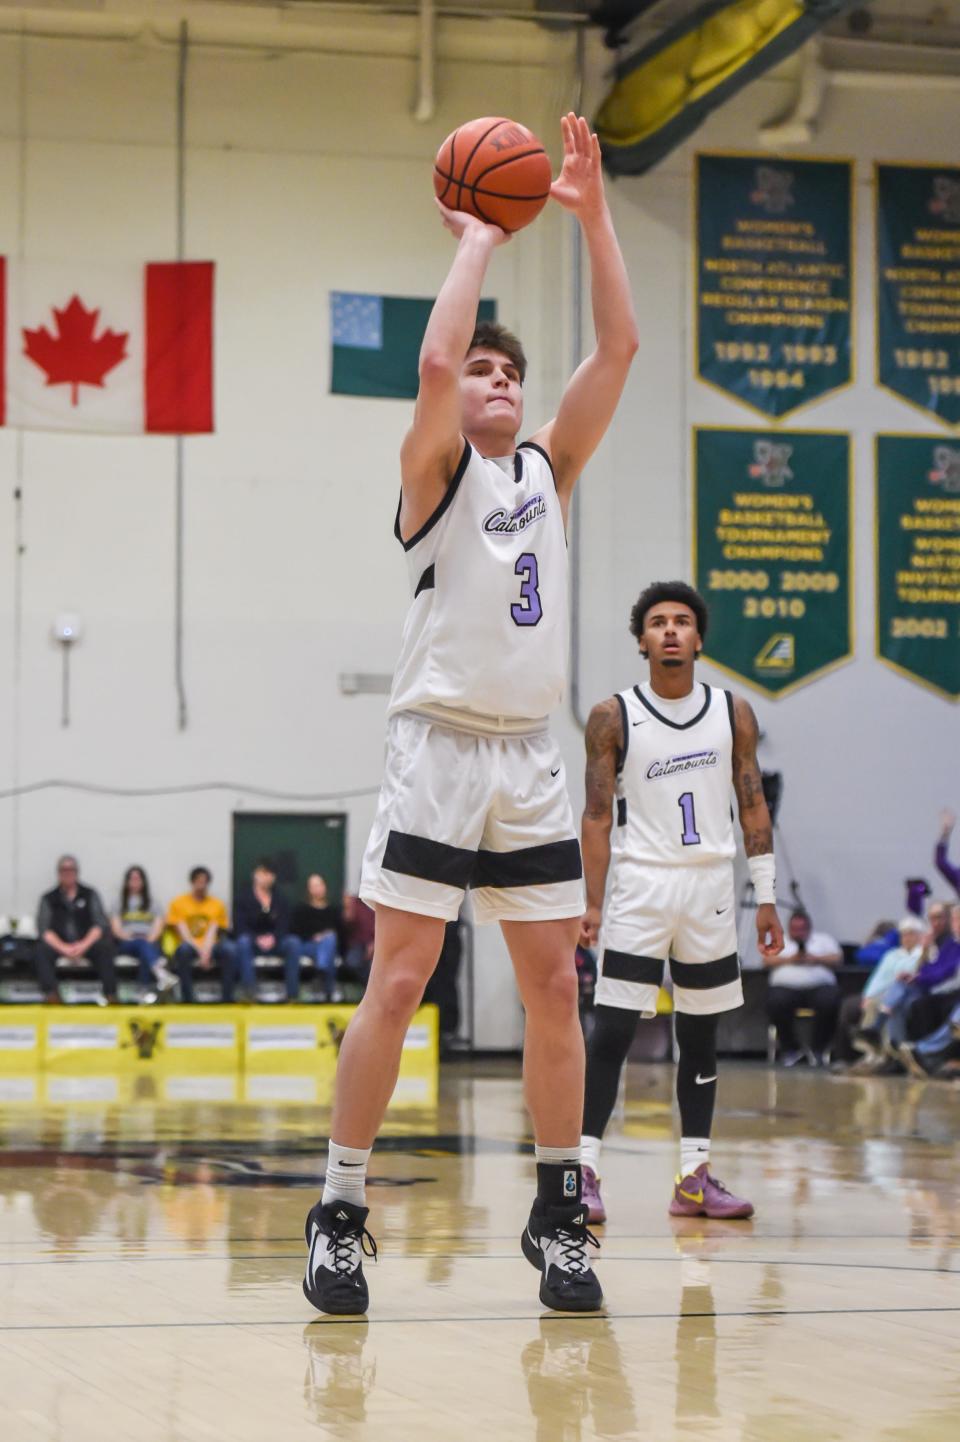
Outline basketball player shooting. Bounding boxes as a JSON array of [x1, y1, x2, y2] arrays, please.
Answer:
[[303, 113, 638, 1315], [579, 582, 784, 1224]]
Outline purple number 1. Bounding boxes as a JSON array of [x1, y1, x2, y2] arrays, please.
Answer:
[[511, 552, 543, 627], [678, 791, 701, 846]]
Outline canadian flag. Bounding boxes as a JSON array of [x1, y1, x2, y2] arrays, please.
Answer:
[[0, 259, 214, 434]]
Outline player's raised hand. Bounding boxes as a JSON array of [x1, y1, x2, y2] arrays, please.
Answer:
[[756, 903, 784, 960], [550, 113, 605, 219], [434, 199, 510, 247], [940, 808, 956, 837]]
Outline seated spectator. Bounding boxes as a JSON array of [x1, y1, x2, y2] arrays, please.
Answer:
[[936, 810, 960, 900], [901, 909, 960, 1078], [35, 856, 116, 1005], [838, 916, 925, 1066], [764, 908, 842, 1065], [168, 867, 238, 1003], [885, 900, 960, 1061], [291, 874, 341, 1002], [111, 865, 175, 1002], [235, 859, 301, 1002], [339, 893, 375, 987]]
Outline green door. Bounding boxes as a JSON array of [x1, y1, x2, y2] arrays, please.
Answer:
[[231, 812, 347, 911]]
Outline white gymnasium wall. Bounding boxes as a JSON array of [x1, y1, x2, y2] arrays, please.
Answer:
[[0, 12, 955, 1045], [0, 18, 573, 958]]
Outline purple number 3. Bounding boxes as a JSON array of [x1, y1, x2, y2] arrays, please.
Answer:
[[511, 552, 543, 626]]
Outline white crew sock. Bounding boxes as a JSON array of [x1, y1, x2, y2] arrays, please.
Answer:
[[580, 1135, 602, 1175], [680, 1137, 710, 1179], [322, 1141, 371, 1207], [534, 1144, 581, 1166]]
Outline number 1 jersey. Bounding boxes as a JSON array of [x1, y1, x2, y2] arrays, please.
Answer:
[[609, 682, 737, 874], [388, 440, 569, 722]]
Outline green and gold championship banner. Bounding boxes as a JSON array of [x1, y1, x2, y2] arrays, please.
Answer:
[[694, 427, 852, 696], [876, 164, 960, 427], [876, 435, 960, 698], [696, 154, 852, 418]]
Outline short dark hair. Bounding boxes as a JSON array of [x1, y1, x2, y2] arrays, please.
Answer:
[[466, 321, 527, 383], [629, 581, 708, 644], [790, 908, 811, 926], [189, 866, 212, 884], [253, 857, 276, 875]]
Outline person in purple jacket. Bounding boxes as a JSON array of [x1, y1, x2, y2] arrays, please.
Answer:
[[900, 904, 960, 1076], [885, 900, 960, 1053], [935, 810, 960, 899]]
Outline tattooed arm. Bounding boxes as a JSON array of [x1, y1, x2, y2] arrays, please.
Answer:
[[731, 695, 784, 961], [580, 698, 622, 949]]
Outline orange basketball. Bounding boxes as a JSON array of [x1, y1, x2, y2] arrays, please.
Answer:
[[433, 117, 553, 233]]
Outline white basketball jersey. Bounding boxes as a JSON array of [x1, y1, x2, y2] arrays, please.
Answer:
[[388, 440, 569, 721], [610, 682, 737, 871]]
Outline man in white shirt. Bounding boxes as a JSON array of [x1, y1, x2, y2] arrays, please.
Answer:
[[764, 908, 842, 1065]]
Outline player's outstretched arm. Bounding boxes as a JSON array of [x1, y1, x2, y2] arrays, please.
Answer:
[[530, 114, 639, 504], [731, 695, 784, 961], [399, 206, 508, 541], [936, 808, 960, 895], [580, 697, 622, 949]]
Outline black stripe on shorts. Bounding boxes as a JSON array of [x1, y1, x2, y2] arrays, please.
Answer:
[[669, 953, 740, 991], [474, 838, 582, 890], [602, 949, 664, 986], [382, 830, 475, 889]]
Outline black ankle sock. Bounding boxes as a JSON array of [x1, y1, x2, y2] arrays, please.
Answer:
[[536, 1161, 582, 1208]]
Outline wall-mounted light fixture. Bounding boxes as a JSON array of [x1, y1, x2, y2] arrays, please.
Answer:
[[53, 612, 83, 727]]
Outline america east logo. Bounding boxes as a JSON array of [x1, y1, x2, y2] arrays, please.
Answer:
[[929, 446, 960, 494], [929, 176, 960, 226], [750, 166, 794, 216], [749, 440, 793, 487], [482, 493, 547, 537]]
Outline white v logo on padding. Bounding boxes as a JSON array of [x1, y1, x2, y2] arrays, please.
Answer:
[[695, 1073, 717, 1085]]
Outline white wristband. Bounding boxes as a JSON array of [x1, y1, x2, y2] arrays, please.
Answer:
[[747, 853, 776, 906]]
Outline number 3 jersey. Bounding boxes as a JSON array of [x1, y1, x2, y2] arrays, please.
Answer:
[[388, 439, 569, 724], [609, 682, 737, 879]]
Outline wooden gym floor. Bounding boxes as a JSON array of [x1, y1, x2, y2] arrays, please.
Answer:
[[1, 1060, 958, 1441]]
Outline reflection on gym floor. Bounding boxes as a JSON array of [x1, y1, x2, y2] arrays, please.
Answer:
[[1, 1061, 958, 1441]]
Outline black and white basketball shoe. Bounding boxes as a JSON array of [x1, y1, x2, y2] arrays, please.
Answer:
[[521, 1199, 603, 1312], [303, 1200, 377, 1315]]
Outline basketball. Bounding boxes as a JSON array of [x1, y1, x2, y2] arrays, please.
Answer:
[[433, 116, 553, 233]]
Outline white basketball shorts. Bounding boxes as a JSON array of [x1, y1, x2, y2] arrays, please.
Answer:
[[595, 859, 742, 1017], [360, 712, 584, 925]]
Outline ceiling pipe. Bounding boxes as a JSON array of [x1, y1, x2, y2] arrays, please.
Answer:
[[0, 4, 587, 50], [413, 0, 436, 121], [759, 38, 826, 147], [758, 33, 960, 150]]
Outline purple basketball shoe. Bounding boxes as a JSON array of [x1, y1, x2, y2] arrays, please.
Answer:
[[668, 1163, 754, 1220], [581, 1166, 606, 1225]]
